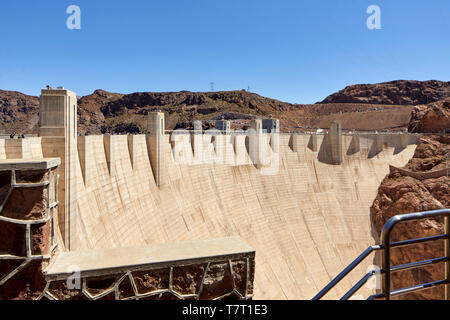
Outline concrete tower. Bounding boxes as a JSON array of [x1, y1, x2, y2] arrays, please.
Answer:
[[250, 119, 263, 168], [39, 88, 78, 250], [147, 111, 166, 187], [329, 121, 343, 165]]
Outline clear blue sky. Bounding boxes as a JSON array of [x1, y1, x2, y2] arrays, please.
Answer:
[[0, 0, 448, 103]]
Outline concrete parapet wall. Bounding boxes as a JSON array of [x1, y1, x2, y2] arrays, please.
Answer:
[[42, 237, 255, 300], [0, 138, 43, 160]]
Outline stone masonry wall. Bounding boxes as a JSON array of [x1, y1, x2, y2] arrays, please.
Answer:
[[0, 160, 59, 299], [42, 257, 255, 300]]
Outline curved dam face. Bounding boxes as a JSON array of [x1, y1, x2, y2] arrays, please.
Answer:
[[65, 131, 416, 299], [0, 127, 419, 299]]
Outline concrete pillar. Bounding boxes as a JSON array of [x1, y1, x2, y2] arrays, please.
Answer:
[[329, 121, 342, 165], [251, 119, 262, 134], [250, 119, 263, 168], [214, 120, 235, 165], [39, 88, 77, 250], [214, 120, 234, 164], [291, 134, 299, 152], [147, 112, 165, 187]]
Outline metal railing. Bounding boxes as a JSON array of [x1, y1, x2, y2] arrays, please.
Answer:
[[312, 209, 450, 300]]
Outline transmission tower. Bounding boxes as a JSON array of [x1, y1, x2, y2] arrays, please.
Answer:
[[210, 82, 215, 92]]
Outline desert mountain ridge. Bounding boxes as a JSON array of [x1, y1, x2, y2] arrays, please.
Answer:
[[321, 80, 449, 105], [0, 79, 448, 135]]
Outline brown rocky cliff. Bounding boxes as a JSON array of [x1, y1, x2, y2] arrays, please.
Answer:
[[0, 90, 39, 135], [322, 80, 449, 105], [77, 89, 124, 135], [371, 133, 449, 299], [408, 98, 450, 133]]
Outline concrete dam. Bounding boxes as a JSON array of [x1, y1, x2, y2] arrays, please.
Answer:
[[0, 88, 421, 300]]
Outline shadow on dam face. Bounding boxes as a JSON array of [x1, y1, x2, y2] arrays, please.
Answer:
[[317, 134, 334, 165], [347, 135, 360, 156]]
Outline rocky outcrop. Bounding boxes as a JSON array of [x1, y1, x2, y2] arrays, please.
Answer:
[[322, 80, 449, 105], [76, 89, 124, 135], [371, 134, 449, 300], [95, 90, 295, 134], [0, 90, 39, 135], [97, 90, 292, 118], [408, 98, 450, 133]]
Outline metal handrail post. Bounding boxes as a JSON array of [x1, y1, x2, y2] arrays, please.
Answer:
[[381, 217, 396, 300], [381, 209, 450, 300], [446, 216, 450, 300]]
